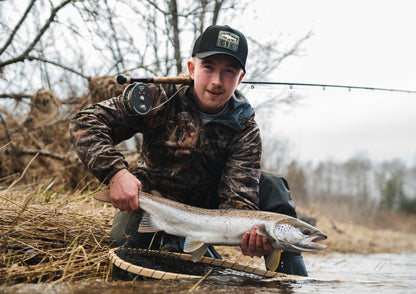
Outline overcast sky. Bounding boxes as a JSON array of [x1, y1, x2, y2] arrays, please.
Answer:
[[232, 0, 416, 165]]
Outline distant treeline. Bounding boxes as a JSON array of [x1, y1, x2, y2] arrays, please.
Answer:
[[279, 156, 416, 215]]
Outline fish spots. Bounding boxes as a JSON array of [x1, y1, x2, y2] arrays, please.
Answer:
[[276, 224, 293, 234]]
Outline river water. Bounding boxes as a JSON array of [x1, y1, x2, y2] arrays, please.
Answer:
[[1, 253, 415, 293], [295, 253, 416, 293]]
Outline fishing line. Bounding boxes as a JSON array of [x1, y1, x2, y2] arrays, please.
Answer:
[[117, 74, 416, 115], [151, 86, 183, 111], [241, 81, 416, 94]]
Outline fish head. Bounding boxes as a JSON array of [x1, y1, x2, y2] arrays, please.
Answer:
[[268, 218, 327, 252]]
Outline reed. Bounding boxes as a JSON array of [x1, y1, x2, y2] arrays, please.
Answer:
[[1, 184, 416, 286], [0, 187, 114, 285]]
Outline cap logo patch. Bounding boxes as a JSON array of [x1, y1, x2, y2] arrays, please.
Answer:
[[217, 31, 239, 52]]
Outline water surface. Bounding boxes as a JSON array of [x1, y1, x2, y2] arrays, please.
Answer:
[[1, 253, 415, 293]]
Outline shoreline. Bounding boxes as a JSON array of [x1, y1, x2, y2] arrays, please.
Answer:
[[1, 190, 415, 285]]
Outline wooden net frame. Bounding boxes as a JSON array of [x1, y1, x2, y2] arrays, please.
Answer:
[[109, 248, 301, 281]]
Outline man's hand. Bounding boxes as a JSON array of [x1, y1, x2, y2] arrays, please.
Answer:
[[109, 169, 141, 211], [240, 226, 273, 257]]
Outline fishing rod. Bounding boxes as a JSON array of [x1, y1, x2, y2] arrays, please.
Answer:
[[116, 74, 416, 94], [116, 74, 191, 85], [241, 81, 416, 94], [117, 74, 416, 116]]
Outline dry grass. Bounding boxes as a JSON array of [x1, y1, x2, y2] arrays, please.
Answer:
[[87, 76, 127, 104], [2, 80, 415, 287], [1, 184, 416, 286], [312, 213, 416, 255], [0, 186, 115, 285], [216, 206, 416, 269], [296, 198, 416, 255], [0, 88, 90, 189]]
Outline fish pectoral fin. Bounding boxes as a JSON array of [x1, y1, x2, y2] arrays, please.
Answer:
[[265, 249, 281, 272], [138, 212, 160, 233], [184, 237, 208, 262], [256, 224, 272, 239]]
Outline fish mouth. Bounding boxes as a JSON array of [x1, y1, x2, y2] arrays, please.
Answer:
[[311, 232, 327, 243], [305, 233, 327, 250], [290, 233, 327, 252]]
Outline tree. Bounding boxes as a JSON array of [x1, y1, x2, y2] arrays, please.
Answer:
[[260, 137, 290, 174], [375, 159, 407, 208], [285, 160, 307, 202], [380, 175, 406, 210], [400, 196, 416, 214], [1, 0, 310, 102], [342, 155, 372, 205], [0, 0, 311, 186]]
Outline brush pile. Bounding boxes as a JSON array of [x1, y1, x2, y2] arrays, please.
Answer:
[[0, 188, 114, 285], [87, 76, 126, 104], [0, 76, 127, 189]]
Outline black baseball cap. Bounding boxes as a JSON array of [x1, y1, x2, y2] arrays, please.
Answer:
[[192, 25, 248, 72]]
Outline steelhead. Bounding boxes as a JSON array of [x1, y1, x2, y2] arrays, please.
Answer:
[[94, 191, 327, 271]]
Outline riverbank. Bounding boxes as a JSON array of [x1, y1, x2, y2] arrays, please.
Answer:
[[1, 188, 415, 285], [216, 209, 416, 268]]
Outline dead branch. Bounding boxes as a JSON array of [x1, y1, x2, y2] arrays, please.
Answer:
[[169, 0, 183, 74], [0, 93, 32, 100], [0, 0, 72, 68], [0, 113, 27, 184], [26, 55, 90, 80], [103, 0, 125, 73], [0, 118, 69, 142], [16, 149, 66, 161], [0, 0, 36, 56], [212, 0, 225, 24], [144, 0, 169, 15]]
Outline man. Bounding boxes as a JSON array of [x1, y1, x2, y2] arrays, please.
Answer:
[[70, 25, 307, 276]]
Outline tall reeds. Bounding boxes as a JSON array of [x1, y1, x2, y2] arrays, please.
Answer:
[[0, 186, 114, 285]]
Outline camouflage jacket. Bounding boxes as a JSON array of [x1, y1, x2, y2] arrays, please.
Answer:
[[70, 82, 261, 210]]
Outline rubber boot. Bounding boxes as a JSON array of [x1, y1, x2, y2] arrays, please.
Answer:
[[275, 251, 308, 276]]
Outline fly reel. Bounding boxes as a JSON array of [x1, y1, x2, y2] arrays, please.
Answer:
[[117, 74, 192, 115], [122, 83, 153, 115]]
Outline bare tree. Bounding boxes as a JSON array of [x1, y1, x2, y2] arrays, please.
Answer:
[[0, 0, 72, 67], [285, 160, 307, 202], [0, 0, 312, 186], [1, 0, 309, 101]]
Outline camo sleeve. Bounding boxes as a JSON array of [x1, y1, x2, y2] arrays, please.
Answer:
[[69, 95, 142, 183], [218, 118, 262, 210], [70, 82, 179, 183]]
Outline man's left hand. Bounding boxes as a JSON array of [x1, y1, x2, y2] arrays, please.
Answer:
[[240, 226, 273, 257]]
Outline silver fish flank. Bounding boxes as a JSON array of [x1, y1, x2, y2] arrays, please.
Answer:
[[135, 193, 327, 263], [94, 190, 327, 270]]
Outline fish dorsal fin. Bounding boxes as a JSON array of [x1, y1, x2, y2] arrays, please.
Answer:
[[184, 237, 208, 261], [265, 249, 281, 272], [138, 212, 160, 233]]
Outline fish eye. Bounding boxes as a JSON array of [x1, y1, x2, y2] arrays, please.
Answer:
[[302, 229, 312, 235]]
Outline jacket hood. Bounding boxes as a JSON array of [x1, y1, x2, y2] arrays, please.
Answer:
[[177, 82, 255, 131], [212, 90, 255, 131]]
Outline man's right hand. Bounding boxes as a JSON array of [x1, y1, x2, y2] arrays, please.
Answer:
[[109, 169, 141, 211]]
